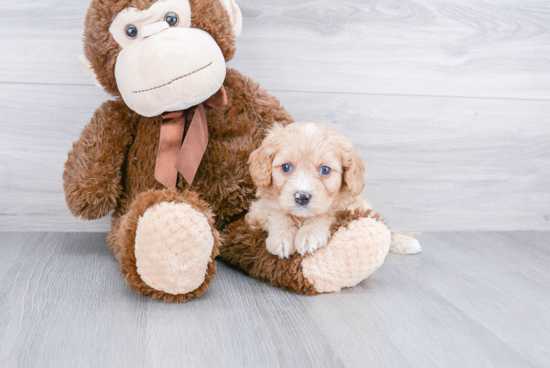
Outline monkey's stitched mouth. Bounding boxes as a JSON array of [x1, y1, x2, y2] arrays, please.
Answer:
[[132, 62, 213, 94]]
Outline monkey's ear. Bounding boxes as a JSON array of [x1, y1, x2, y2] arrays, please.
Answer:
[[78, 55, 104, 91], [219, 0, 242, 37]]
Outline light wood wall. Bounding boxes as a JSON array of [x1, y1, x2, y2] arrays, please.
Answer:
[[0, 0, 549, 231]]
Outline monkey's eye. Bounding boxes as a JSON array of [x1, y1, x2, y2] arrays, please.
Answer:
[[320, 166, 331, 176], [281, 164, 292, 173], [125, 24, 138, 39], [164, 12, 179, 27]]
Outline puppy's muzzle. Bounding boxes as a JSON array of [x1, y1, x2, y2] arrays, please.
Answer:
[[295, 192, 311, 206]]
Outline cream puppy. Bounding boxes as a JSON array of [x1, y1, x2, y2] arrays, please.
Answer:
[[246, 122, 421, 258]]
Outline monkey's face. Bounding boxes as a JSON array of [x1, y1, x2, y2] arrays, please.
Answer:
[[81, 0, 242, 117]]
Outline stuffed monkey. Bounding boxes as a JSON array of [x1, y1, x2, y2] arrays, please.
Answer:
[[64, 0, 399, 302]]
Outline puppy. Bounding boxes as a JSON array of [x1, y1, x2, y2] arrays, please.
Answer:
[[246, 122, 421, 258]]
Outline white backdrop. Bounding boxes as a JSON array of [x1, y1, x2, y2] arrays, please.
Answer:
[[0, 0, 549, 231]]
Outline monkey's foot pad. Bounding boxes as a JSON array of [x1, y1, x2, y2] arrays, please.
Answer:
[[135, 201, 215, 295]]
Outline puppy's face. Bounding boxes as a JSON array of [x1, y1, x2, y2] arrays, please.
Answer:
[[249, 122, 365, 217]]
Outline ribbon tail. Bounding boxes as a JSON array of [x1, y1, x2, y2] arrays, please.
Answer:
[[154, 112, 186, 188], [175, 104, 209, 186]]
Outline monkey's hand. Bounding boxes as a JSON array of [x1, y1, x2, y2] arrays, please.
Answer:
[[63, 100, 136, 220]]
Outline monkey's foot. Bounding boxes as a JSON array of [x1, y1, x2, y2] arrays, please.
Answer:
[[220, 209, 391, 295], [301, 212, 390, 293], [110, 189, 220, 302], [135, 201, 216, 295]]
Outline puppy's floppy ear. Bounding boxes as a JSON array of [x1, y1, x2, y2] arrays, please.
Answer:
[[249, 145, 272, 188], [344, 151, 366, 197], [249, 124, 283, 188]]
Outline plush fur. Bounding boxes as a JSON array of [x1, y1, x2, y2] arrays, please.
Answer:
[[65, 0, 397, 301], [221, 219, 319, 295], [221, 208, 390, 295], [301, 213, 391, 293], [64, 64, 294, 300], [245, 122, 419, 260], [246, 122, 373, 258], [67, 0, 294, 300], [107, 189, 221, 302], [135, 201, 215, 295], [82, 0, 236, 96]]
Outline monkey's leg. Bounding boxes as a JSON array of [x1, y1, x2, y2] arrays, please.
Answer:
[[220, 209, 390, 295], [108, 189, 220, 302]]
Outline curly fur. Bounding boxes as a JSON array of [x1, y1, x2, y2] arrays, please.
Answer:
[[246, 122, 370, 257]]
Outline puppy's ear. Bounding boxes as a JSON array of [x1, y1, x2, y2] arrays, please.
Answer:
[[249, 123, 285, 187], [344, 151, 366, 197], [249, 145, 272, 188]]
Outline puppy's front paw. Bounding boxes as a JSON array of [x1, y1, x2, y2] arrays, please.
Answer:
[[294, 224, 331, 256], [266, 230, 296, 258]]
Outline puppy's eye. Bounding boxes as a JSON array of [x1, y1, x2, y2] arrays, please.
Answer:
[[125, 24, 138, 39], [164, 12, 179, 26], [281, 163, 292, 173], [320, 166, 331, 176]]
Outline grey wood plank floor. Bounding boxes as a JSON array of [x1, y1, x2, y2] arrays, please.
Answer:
[[1, 232, 548, 368]]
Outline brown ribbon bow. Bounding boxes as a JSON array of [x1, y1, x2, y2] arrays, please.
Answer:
[[154, 86, 228, 188]]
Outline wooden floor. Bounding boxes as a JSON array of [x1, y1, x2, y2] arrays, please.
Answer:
[[0, 232, 548, 367], [0, 1, 548, 366]]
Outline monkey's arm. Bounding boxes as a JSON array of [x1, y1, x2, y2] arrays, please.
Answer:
[[63, 100, 136, 220]]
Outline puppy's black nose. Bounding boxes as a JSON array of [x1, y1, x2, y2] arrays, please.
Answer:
[[295, 192, 311, 206]]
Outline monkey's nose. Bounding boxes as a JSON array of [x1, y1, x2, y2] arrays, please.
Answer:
[[295, 192, 311, 206], [142, 21, 170, 38]]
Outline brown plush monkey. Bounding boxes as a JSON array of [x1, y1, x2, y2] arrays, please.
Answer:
[[64, 0, 393, 302]]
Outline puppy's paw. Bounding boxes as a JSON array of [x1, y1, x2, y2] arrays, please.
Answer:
[[390, 234, 422, 255], [294, 224, 331, 256], [266, 230, 296, 258]]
